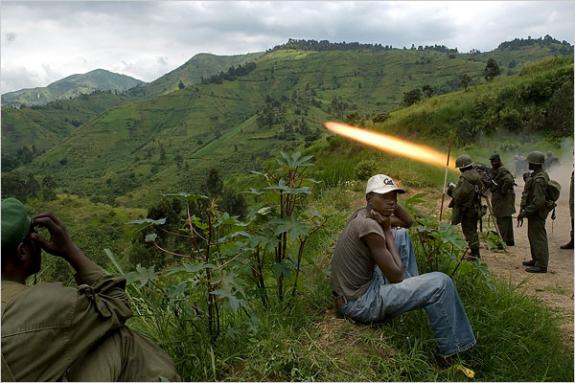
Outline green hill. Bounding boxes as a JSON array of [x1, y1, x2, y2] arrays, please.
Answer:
[[128, 52, 264, 98], [309, 56, 573, 191], [3, 37, 573, 207], [1, 69, 144, 107], [1, 91, 131, 171]]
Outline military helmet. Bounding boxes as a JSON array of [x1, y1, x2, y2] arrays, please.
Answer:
[[489, 153, 501, 162], [455, 154, 473, 169], [526, 151, 545, 165]]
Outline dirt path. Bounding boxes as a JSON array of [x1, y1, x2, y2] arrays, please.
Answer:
[[480, 172, 574, 343]]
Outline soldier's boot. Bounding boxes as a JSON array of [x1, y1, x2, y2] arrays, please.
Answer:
[[560, 233, 574, 250], [464, 248, 480, 261], [525, 265, 547, 273], [522, 259, 536, 266]]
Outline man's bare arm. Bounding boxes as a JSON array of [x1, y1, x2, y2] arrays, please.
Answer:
[[390, 204, 414, 228], [364, 233, 404, 283]]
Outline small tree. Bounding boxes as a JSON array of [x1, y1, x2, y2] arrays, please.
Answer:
[[205, 168, 223, 197], [41, 175, 57, 200], [484, 58, 501, 81], [175, 154, 184, 169], [403, 88, 422, 106], [25, 174, 40, 198], [178, 80, 185, 90], [460, 74, 472, 91], [422, 85, 434, 98]]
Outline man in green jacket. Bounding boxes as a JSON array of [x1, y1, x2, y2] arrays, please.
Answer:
[[518, 151, 551, 273], [1, 198, 180, 381], [448, 155, 483, 260], [489, 154, 516, 246]]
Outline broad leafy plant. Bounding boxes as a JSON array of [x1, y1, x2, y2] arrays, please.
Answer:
[[244, 151, 326, 303]]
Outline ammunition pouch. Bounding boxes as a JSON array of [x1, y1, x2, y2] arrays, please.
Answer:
[[541, 200, 557, 219]]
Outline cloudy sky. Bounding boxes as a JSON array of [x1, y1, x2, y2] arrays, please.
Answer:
[[1, 1, 574, 94]]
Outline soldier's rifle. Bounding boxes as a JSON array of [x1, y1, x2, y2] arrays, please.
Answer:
[[469, 163, 511, 251]]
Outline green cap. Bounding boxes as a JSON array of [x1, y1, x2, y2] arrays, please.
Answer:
[[489, 153, 501, 162], [1, 198, 31, 248]]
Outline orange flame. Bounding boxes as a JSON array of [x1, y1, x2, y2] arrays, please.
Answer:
[[324, 121, 455, 169]]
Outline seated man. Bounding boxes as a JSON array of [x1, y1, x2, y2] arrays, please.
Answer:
[[1, 198, 180, 381], [330, 175, 476, 363]]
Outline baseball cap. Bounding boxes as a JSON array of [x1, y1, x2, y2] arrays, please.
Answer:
[[365, 174, 406, 195], [1, 198, 31, 248]]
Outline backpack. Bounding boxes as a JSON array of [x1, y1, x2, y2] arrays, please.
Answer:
[[531, 173, 560, 219], [546, 180, 561, 203], [545, 179, 561, 220]]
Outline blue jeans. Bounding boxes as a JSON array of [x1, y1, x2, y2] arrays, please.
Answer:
[[339, 229, 476, 357]]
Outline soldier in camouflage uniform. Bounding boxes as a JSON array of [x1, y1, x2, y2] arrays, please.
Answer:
[[1, 198, 180, 381], [518, 151, 551, 273], [489, 154, 516, 246], [448, 155, 483, 260]]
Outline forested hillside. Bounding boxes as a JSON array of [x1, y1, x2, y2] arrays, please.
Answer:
[[1, 91, 131, 171], [2, 38, 572, 207], [130, 52, 264, 98]]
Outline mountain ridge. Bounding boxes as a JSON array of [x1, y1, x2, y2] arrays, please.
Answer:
[[1, 69, 144, 106]]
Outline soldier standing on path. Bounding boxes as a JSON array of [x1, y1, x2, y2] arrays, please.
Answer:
[[560, 169, 574, 249], [447, 155, 483, 260], [489, 154, 516, 246], [518, 151, 551, 273]]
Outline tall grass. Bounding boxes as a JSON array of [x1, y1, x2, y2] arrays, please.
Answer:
[[119, 183, 573, 381]]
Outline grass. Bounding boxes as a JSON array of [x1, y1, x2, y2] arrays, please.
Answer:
[[26, 194, 146, 283], [120, 182, 573, 381], [25, 149, 573, 381]]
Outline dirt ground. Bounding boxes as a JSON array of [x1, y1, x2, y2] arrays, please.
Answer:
[[480, 173, 574, 344]]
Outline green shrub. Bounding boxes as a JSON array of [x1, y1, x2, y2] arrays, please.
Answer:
[[354, 159, 377, 181]]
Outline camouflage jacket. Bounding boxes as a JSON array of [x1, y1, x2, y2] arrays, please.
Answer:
[[520, 169, 549, 219], [490, 166, 516, 217], [449, 169, 482, 224]]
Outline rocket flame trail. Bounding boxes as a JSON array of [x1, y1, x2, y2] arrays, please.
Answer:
[[324, 121, 456, 169]]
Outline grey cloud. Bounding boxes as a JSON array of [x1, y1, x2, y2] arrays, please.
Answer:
[[3, 1, 158, 23], [1, 66, 44, 93], [146, 2, 460, 51], [1, 1, 574, 93]]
